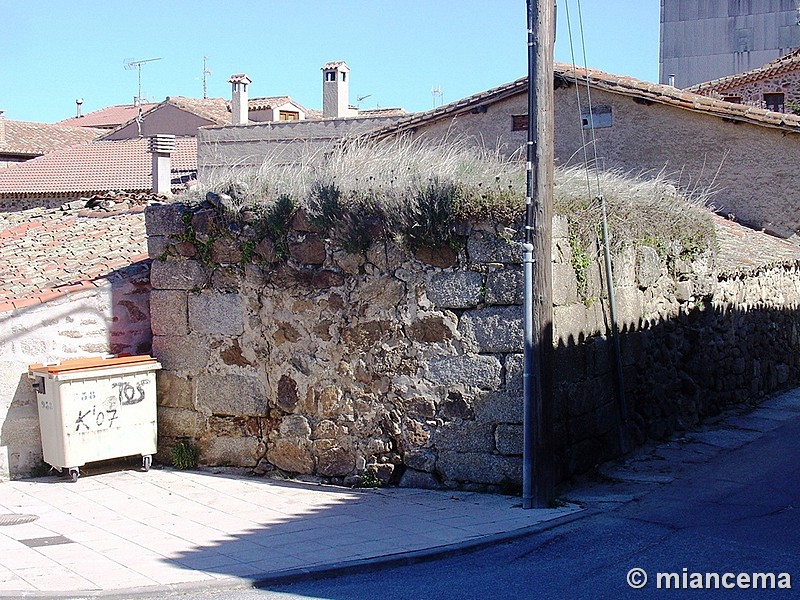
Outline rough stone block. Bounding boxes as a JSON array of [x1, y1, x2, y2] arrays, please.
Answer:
[[152, 335, 210, 371], [403, 449, 437, 472], [196, 374, 268, 416], [505, 353, 523, 391], [473, 390, 522, 423], [437, 451, 521, 485], [146, 235, 170, 259], [199, 436, 260, 467], [467, 231, 522, 264], [267, 439, 314, 474], [485, 268, 523, 305], [398, 469, 444, 489], [434, 422, 494, 453], [427, 355, 502, 389], [636, 246, 662, 289], [157, 407, 205, 437], [425, 271, 483, 309], [553, 263, 579, 306], [150, 259, 208, 290], [495, 424, 523, 455], [188, 291, 244, 335], [145, 203, 188, 236], [316, 445, 356, 477], [156, 371, 194, 409], [459, 306, 522, 353], [149, 290, 188, 336]]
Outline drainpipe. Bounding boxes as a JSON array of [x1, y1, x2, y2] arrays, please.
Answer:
[[148, 134, 176, 195]]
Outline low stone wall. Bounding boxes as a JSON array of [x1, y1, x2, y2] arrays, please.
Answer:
[[146, 202, 800, 489], [0, 264, 152, 479]]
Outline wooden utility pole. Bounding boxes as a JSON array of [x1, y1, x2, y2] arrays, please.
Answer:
[[522, 0, 555, 509]]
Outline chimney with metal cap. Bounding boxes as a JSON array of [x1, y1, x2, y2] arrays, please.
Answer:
[[668, 74, 675, 87], [148, 134, 176, 195], [229, 73, 252, 125], [76, 98, 83, 118]]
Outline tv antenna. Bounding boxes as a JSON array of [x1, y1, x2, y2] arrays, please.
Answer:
[[431, 86, 443, 108], [123, 57, 163, 106], [201, 55, 212, 99], [356, 93, 372, 108]]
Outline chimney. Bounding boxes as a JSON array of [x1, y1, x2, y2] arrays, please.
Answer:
[[322, 61, 352, 118], [229, 73, 252, 125], [75, 98, 83, 118], [668, 74, 676, 87], [148, 134, 176, 195], [0, 110, 5, 146]]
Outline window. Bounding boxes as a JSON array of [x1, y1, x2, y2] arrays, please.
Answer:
[[325, 71, 336, 82], [341, 72, 346, 82], [764, 93, 785, 113], [722, 96, 743, 104], [279, 111, 300, 121], [511, 114, 528, 131], [581, 105, 612, 129]]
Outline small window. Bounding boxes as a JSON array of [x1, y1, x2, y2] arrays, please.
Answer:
[[764, 92, 785, 112], [279, 110, 300, 121], [341, 72, 346, 82], [722, 95, 743, 104], [581, 105, 612, 129], [325, 71, 336, 82], [511, 114, 528, 131]]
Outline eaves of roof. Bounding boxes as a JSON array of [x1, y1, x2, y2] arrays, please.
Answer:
[[688, 48, 800, 94], [368, 63, 800, 139]]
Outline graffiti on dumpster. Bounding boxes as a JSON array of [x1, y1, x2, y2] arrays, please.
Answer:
[[72, 378, 150, 432]]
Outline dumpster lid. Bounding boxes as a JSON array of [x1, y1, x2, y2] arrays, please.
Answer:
[[28, 355, 160, 375]]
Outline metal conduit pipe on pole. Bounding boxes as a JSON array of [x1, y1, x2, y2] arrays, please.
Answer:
[[522, 0, 555, 509]]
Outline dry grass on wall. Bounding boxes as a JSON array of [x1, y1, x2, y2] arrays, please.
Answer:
[[188, 135, 716, 260]]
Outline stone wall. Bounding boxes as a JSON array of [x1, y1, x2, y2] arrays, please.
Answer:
[[146, 202, 800, 489], [0, 264, 152, 479]]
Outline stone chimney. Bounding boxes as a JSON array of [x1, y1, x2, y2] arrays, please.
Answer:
[[322, 61, 356, 118], [148, 134, 176, 195], [229, 73, 252, 125], [0, 110, 5, 146]]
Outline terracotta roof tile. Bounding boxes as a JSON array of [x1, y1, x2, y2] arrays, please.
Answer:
[[0, 200, 152, 307], [0, 137, 197, 197], [248, 96, 304, 111], [99, 97, 231, 138], [228, 74, 252, 84], [369, 63, 800, 139], [322, 61, 349, 71], [688, 48, 800, 94], [57, 103, 158, 129], [1, 120, 103, 156]]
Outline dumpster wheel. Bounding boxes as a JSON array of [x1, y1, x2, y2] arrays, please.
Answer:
[[142, 455, 152, 472], [69, 468, 79, 483]]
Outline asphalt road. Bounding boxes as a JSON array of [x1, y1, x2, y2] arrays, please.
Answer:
[[121, 406, 800, 600]]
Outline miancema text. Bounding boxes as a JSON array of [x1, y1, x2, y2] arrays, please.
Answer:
[[658, 570, 792, 590]]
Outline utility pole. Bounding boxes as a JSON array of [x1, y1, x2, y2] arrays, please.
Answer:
[[522, 0, 555, 509]]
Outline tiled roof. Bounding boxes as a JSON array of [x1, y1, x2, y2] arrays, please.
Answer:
[[369, 63, 800, 139], [322, 61, 349, 71], [714, 214, 800, 275], [57, 103, 158, 129], [99, 97, 231, 139], [248, 96, 305, 111], [0, 120, 103, 156], [229, 74, 252, 84], [688, 48, 800, 94], [358, 107, 408, 118], [0, 137, 197, 197], [0, 198, 151, 310]]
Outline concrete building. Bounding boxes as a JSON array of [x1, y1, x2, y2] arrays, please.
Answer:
[[660, 0, 800, 88]]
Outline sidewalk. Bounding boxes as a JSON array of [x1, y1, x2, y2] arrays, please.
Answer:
[[0, 462, 580, 598], [1, 386, 798, 599]]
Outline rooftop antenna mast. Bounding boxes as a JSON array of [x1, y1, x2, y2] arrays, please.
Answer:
[[123, 57, 163, 106], [201, 55, 212, 99], [431, 86, 443, 108], [123, 57, 162, 137]]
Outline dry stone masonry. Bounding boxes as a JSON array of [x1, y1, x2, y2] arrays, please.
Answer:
[[145, 201, 800, 490]]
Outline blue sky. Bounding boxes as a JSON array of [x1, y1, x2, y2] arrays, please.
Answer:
[[1, 1, 660, 123]]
